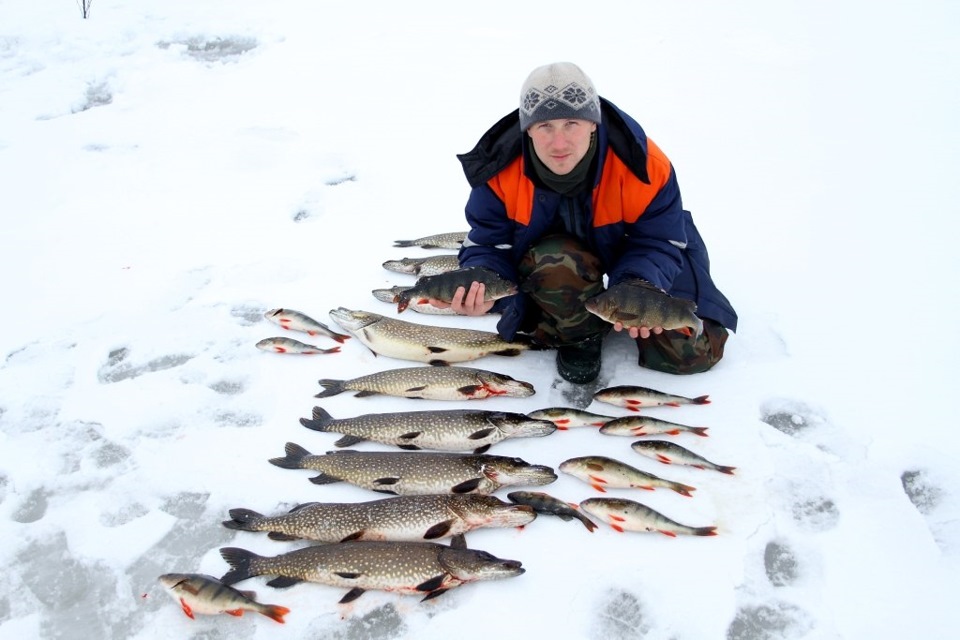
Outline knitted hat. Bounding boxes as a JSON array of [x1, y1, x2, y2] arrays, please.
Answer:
[[519, 62, 601, 130]]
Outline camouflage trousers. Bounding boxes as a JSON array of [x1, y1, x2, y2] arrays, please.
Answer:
[[517, 234, 729, 375]]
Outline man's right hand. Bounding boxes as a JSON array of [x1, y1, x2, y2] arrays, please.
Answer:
[[429, 281, 494, 316]]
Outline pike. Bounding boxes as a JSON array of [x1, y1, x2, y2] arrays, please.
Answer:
[[579, 497, 718, 537], [584, 279, 703, 339], [631, 440, 736, 474], [269, 443, 558, 495], [593, 385, 710, 410], [316, 365, 535, 401], [222, 494, 536, 543], [382, 255, 461, 277], [599, 415, 710, 438], [219, 537, 524, 603], [507, 491, 597, 532], [559, 455, 696, 497], [526, 407, 616, 430], [158, 573, 289, 623], [396, 267, 517, 313], [264, 308, 351, 343], [372, 286, 458, 315], [329, 307, 541, 365], [300, 406, 556, 453], [393, 231, 468, 250], [256, 337, 341, 355]]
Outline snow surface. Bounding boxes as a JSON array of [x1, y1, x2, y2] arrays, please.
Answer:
[[1, 1, 958, 638]]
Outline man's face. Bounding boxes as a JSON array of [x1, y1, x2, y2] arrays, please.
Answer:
[[527, 118, 597, 175]]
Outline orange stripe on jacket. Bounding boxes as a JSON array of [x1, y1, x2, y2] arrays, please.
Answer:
[[486, 141, 673, 228]]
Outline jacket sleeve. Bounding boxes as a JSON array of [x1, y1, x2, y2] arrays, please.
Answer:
[[607, 166, 685, 290], [458, 184, 519, 283]]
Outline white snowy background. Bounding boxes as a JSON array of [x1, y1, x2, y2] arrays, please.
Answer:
[[1, 1, 958, 638]]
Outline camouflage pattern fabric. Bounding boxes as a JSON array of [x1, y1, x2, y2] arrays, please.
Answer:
[[518, 234, 730, 374], [635, 318, 729, 375], [517, 235, 610, 346]]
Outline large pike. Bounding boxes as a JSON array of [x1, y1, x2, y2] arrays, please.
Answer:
[[329, 307, 541, 365], [393, 231, 467, 250], [269, 443, 558, 495], [559, 455, 696, 497], [222, 494, 536, 543], [316, 365, 535, 401], [593, 385, 710, 410], [599, 415, 710, 438], [584, 279, 703, 338], [158, 573, 289, 623], [579, 497, 717, 537], [264, 308, 351, 343], [220, 538, 524, 603], [300, 406, 556, 453], [631, 440, 736, 474], [382, 255, 461, 277], [395, 267, 517, 313]]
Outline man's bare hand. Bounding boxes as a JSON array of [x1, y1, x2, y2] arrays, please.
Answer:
[[613, 321, 664, 339], [429, 282, 494, 316]]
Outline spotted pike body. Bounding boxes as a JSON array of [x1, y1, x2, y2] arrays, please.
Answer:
[[269, 443, 558, 495], [329, 307, 540, 365], [382, 255, 461, 277], [599, 415, 709, 438], [300, 406, 555, 453], [256, 337, 341, 355], [219, 539, 524, 603], [158, 573, 289, 623], [580, 497, 717, 537], [222, 494, 536, 543], [593, 385, 710, 410], [393, 232, 467, 250], [631, 440, 736, 474], [526, 407, 616, 430], [558, 455, 696, 497], [264, 308, 351, 342], [316, 365, 535, 401]]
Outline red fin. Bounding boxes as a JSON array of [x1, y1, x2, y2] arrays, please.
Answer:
[[626, 399, 641, 407], [588, 475, 608, 485], [626, 406, 640, 413], [555, 419, 570, 426], [655, 454, 672, 464], [677, 327, 693, 337], [665, 402, 681, 407], [274, 347, 288, 353], [179, 599, 195, 620], [591, 421, 606, 427], [591, 484, 607, 493], [665, 429, 681, 435], [609, 514, 626, 522], [263, 605, 290, 624], [692, 395, 711, 405], [557, 425, 569, 431], [611, 524, 625, 533], [638, 485, 655, 491], [658, 530, 678, 538], [307, 330, 318, 336], [226, 609, 244, 617], [632, 428, 648, 436]]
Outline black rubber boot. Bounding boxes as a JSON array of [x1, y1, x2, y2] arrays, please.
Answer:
[[556, 333, 604, 384]]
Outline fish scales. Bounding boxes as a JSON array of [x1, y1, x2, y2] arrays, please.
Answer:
[[396, 267, 517, 313], [559, 455, 696, 497], [223, 494, 536, 542], [631, 440, 736, 474], [579, 497, 717, 537], [329, 307, 539, 365], [219, 541, 524, 602], [256, 337, 341, 355], [372, 286, 458, 315], [393, 231, 468, 249], [269, 444, 557, 495], [300, 406, 555, 452], [264, 308, 351, 342], [316, 365, 535, 400], [382, 255, 461, 277], [526, 407, 616, 429], [158, 573, 289, 622], [584, 280, 704, 338], [593, 385, 710, 410], [599, 415, 710, 438]]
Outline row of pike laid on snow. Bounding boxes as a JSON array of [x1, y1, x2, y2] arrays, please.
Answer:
[[158, 231, 735, 622]]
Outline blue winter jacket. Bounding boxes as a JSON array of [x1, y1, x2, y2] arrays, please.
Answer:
[[456, 98, 738, 341]]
